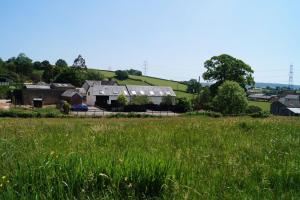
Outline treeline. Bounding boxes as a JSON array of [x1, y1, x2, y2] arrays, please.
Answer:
[[0, 54, 103, 87]]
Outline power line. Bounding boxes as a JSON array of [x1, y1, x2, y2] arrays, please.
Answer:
[[143, 61, 148, 76], [289, 64, 294, 89]]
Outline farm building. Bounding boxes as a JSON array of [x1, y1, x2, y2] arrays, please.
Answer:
[[248, 94, 277, 102], [271, 95, 300, 116], [86, 84, 176, 106], [82, 80, 117, 93], [126, 85, 176, 105], [61, 89, 83, 105], [21, 83, 75, 105], [86, 85, 129, 107]]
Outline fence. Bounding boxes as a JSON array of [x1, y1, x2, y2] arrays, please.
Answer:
[[71, 109, 178, 117]]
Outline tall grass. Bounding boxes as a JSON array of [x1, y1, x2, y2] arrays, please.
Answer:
[[0, 116, 300, 199]]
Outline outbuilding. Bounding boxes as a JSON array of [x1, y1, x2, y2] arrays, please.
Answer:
[[271, 95, 300, 116], [61, 89, 83, 105]]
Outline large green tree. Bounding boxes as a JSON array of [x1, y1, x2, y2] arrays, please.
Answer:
[[213, 81, 248, 115], [203, 54, 254, 94], [55, 59, 68, 68]]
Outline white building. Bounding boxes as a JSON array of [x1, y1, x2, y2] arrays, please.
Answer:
[[85, 84, 176, 106]]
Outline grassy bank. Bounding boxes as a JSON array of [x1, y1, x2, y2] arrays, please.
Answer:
[[248, 100, 271, 112], [0, 116, 299, 199]]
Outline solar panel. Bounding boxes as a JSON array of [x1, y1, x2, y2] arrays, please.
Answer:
[[140, 91, 145, 95], [150, 91, 154, 95], [132, 91, 136, 95]]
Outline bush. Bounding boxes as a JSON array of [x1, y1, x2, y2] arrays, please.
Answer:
[[130, 95, 150, 105], [213, 81, 248, 115], [117, 93, 128, 107], [62, 102, 71, 114], [250, 111, 270, 118], [115, 70, 129, 80], [246, 105, 262, 114], [174, 98, 192, 113]]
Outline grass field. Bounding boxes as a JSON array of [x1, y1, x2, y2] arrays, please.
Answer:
[[0, 116, 299, 199], [248, 100, 271, 112]]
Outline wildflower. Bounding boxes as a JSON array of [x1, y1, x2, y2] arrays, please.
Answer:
[[2, 176, 6, 180], [6, 180, 9, 183], [50, 151, 55, 155], [0, 184, 2, 187]]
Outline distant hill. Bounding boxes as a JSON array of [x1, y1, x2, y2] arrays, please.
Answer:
[[255, 82, 300, 89]]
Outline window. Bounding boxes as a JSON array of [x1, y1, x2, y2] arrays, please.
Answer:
[[150, 91, 154, 95], [159, 91, 163, 96], [140, 91, 145, 95], [99, 91, 104, 94], [88, 92, 90, 96]]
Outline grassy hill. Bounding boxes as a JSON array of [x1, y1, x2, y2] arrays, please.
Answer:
[[1, 116, 299, 199], [90, 69, 194, 99]]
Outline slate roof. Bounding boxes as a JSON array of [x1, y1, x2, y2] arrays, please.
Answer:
[[61, 89, 83, 98], [51, 83, 75, 89], [278, 95, 300, 108], [24, 84, 50, 89], [85, 80, 117, 86], [126, 85, 176, 97], [90, 85, 129, 96]]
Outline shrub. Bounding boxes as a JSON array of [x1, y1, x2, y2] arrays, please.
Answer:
[[130, 95, 150, 105], [246, 105, 262, 114], [115, 70, 129, 80], [160, 95, 174, 107], [62, 102, 71, 114], [117, 93, 128, 107], [213, 81, 248, 115], [193, 87, 212, 110], [250, 111, 270, 118], [174, 97, 192, 113]]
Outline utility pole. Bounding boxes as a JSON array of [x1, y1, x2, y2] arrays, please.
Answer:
[[143, 61, 148, 76], [289, 64, 294, 90]]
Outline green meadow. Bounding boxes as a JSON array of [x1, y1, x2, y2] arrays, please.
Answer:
[[0, 116, 299, 199]]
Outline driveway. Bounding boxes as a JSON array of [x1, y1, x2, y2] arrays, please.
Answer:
[[0, 99, 10, 110]]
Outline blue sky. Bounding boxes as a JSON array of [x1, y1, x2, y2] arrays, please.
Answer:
[[0, 0, 299, 84]]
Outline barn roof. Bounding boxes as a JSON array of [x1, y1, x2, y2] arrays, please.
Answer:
[[278, 95, 300, 108], [51, 83, 75, 89], [90, 85, 129, 96], [126, 85, 176, 97], [61, 89, 83, 98], [24, 84, 51, 89], [85, 80, 117, 86]]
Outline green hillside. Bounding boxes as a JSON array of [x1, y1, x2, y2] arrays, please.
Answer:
[[90, 69, 194, 99]]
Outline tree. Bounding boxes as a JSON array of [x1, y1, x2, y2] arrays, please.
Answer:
[[193, 87, 212, 110], [72, 55, 87, 69], [115, 70, 129, 80], [127, 69, 142, 76], [41, 60, 51, 68], [55, 59, 68, 68], [117, 93, 128, 106], [213, 81, 248, 115], [33, 61, 42, 70], [14, 53, 33, 76], [55, 68, 85, 87], [186, 79, 201, 94], [203, 54, 254, 94]]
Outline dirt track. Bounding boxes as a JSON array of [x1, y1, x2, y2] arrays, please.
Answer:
[[0, 100, 10, 110]]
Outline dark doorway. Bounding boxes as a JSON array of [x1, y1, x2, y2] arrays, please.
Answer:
[[96, 96, 109, 107]]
